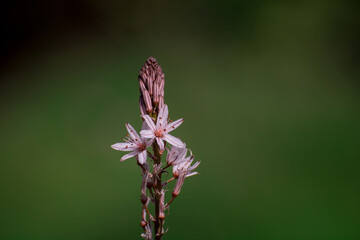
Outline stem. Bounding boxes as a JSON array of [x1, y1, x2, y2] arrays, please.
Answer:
[[164, 196, 176, 209], [152, 142, 163, 240], [166, 177, 175, 183], [144, 204, 155, 221]]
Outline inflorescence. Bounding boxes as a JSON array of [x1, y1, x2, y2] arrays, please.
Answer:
[[111, 57, 200, 240]]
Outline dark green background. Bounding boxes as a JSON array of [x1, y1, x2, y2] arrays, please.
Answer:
[[1, 1, 359, 239]]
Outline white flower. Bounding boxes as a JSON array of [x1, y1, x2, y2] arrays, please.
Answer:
[[111, 122, 154, 164], [173, 153, 200, 178], [166, 146, 188, 166], [172, 154, 200, 197], [140, 104, 185, 150]]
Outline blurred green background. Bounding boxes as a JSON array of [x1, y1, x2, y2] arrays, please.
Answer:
[[1, 0, 359, 239]]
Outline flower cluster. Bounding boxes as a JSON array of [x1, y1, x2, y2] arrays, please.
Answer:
[[111, 57, 200, 240]]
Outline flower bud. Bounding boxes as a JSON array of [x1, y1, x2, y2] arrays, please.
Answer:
[[172, 175, 185, 197], [140, 220, 147, 228], [138, 57, 165, 115], [159, 77, 165, 97], [139, 97, 147, 116], [139, 79, 147, 92], [142, 89, 152, 113], [148, 77, 153, 96], [153, 83, 160, 105], [158, 95, 164, 110], [159, 190, 165, 220]]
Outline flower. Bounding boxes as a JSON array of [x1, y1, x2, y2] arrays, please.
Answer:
[[111, 122, 154, 164], [166, 146, 189, 166], [172, 153, 200, 179], [172, 156, 200, 197], [140, 104, 185, 150]]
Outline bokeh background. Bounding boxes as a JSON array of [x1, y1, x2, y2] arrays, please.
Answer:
[[1, 0, 359, 239]]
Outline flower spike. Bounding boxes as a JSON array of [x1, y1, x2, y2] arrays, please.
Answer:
[[110, 57, 200, 239]]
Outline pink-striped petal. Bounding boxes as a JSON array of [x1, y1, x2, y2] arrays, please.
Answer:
[[187, 161, 200, 172], [142, 115, 156, 131], [156, 137, 165, 150], [137, 150, 147, 164], [186, 172, 199, 178], [120, 150, 140, 162], [126, 123, 141, 143], [163, 134, 185, 148], [111, 143, 137, 151], [140, 130, 155, 139], [164, 118, 184, 133], [141, 120, 149, 131], [172, 157, 189, 166], [157, 104, 168, 128]]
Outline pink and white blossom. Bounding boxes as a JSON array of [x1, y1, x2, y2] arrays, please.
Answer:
[[172, 156, 200, 197], [172, 152, 200, 178], [111, 122, 153, 164], [166, 146, 188, 166], [140, 104, 185, 150]]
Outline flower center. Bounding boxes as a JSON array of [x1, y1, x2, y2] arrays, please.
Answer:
[[138, 144, 146, 152], [154, 129, 163, 138]]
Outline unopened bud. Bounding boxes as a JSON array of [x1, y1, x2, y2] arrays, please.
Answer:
[[158, 95, 164, 110], [141, 207, 147, 222], [172, 176, 185, 197], [159, 190, 165, 220], [140, 195, 147, 204], [138, 57, 165, 115], [142, 89, 152, 113], [139, 97, 147, 116], [139, 79, 146, 92], [159, 78, 165, 97], [148, 77, 153, 96], [141, 220, 147, 227], [153, 83, 160, 105]]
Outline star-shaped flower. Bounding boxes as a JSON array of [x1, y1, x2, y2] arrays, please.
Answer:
[[171, 154, 200, 197], [111, 122, 153, 164], [172, 152, 200, 178], [140, 104, 185, 150], [166, 146, 188, 166]]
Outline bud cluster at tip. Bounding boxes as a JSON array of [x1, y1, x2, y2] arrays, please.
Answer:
[[139, 57, 165, 115]]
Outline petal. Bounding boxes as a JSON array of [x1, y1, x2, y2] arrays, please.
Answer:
[[138, 150, 147, 164], [156, 137, 165, 150], [163, 134, 185, 148], [172, 165, 179, 175], [164, 118, 184, 133], [169, 147, 188, 165], [179, 147, 187, 159], [188, 161, 200, 172], [120, 150, 140, 162], [176, 160, 187, 170], [157, 104, 168, 128], [126, 123, 141, 143], [140, 130, 155, 139], [172, 157, 188, 166], [142, 115, 156, 131], [183, 156, 194, 169], [186, 172, 199, 178], [141, 120, 149, 131], [111, 143, 137, 151], [139, 96, 147, 116], [141, 121, 151, 142]]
